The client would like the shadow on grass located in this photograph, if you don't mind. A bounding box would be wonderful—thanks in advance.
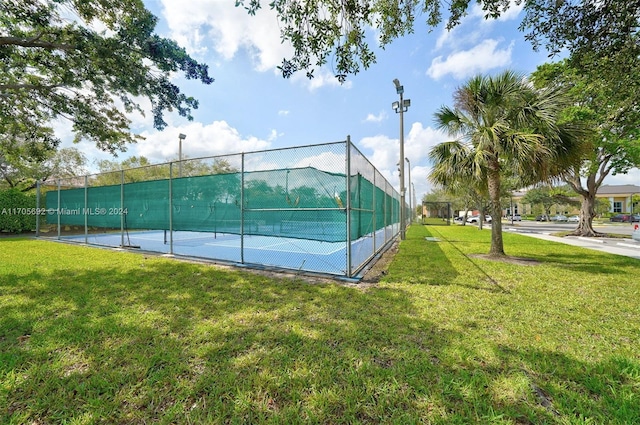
[0,239,638,423]
[534,251,639,275]
[384,225,461,286]
[398,226,510,293]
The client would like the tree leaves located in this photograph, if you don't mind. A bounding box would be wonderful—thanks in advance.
[0,0,214,154]
[242,0,525,80]
[429,70,584,255]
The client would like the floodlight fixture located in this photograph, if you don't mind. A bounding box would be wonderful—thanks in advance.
[178,133,187,177]
[391,79,410,239]
[393,78,403,94]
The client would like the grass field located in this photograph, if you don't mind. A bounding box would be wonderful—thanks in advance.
[1,225,639,424]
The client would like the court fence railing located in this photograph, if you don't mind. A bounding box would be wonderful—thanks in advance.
[37,137,404,279]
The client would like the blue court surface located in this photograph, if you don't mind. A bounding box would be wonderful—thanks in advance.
[58,228,393,278]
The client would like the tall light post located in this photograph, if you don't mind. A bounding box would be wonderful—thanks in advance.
[412,182,416,220]
[405,157,412,224]
[178,133,186,177]
[392,79,410,239]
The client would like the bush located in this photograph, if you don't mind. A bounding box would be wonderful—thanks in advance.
[0,189,37,233]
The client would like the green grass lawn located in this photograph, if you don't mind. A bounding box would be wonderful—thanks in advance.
[1,226,639,424]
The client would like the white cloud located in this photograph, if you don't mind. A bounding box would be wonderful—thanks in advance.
[293,69,353,91]
[433,1,522,52]
[434,27,456,51]
[409,165,433,203]
[496,3,524,22]
[471,1,524,23]
[364,111,387,123]
[158,0,346,90]
[159,0,289,72]
[357,122,448,196]
[427,39,514,80]
[294,152,345,174]
[434,25,483,52]
[405,122,448,163]
[404,123,449,199]
[135,121,271,162]
[359,135,398,173]
[267,129,282,142]
[604,169,640,186]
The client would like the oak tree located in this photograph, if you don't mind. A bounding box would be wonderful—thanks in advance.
[1,0,213,154]
[242,0,639,88]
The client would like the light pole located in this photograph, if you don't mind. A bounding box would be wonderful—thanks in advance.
[392,79,410,239]
[412,182,416,220]
[405,157,412,224]
[178,133,186,177]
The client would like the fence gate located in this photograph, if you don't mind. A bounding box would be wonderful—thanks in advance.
[421,201,452,226]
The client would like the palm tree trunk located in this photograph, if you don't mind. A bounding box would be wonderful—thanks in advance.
[487,164,505,256]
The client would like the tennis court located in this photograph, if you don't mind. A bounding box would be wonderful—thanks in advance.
[58,226,393,277]
[39,140,404,279]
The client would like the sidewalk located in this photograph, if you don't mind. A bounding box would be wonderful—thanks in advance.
[504,228,640,260]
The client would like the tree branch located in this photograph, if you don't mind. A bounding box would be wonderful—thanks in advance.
[564,167,588,197]
[0,83,63,92]
[0,36,75,51]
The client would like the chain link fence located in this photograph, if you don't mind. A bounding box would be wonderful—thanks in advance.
[38,139,402,279]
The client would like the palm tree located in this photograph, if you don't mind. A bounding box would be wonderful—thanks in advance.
[429,70,583,257]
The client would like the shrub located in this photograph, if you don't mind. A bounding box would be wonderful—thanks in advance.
[0,189,37,232]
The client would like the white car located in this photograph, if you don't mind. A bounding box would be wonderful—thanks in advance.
[467,215,492,223]
[567,215,579,222]
[551,214,568,222]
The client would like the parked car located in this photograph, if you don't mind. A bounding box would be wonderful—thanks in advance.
[507,214,522,221]
[467,215,492,223]
[453,216,465,222]
[567,215,580,222]
[609,214,640,223]
[550,214,568,222]
[535,214,549,222]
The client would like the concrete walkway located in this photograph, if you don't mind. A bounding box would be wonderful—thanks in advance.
[503,227,640,260]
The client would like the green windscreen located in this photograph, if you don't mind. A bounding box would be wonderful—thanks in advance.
[46,167,400,242]
[46,166,398,243]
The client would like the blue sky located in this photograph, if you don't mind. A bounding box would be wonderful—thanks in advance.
[59,0,640,201]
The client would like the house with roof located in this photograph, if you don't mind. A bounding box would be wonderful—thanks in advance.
[505,184,639,218]
[595,184,640,213]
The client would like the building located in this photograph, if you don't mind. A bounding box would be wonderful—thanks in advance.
[595,184,640,213]
[508,184,640,217]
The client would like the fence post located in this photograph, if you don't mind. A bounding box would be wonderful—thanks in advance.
[35,181,40,237]
[240,152,245,264]
[169,162,174,254]
[345,136,352,277]
[84,175,88,244]
[120,170,125,248]
[56,179,61,240]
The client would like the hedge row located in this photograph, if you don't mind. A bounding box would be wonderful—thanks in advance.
[0,189,38,233]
